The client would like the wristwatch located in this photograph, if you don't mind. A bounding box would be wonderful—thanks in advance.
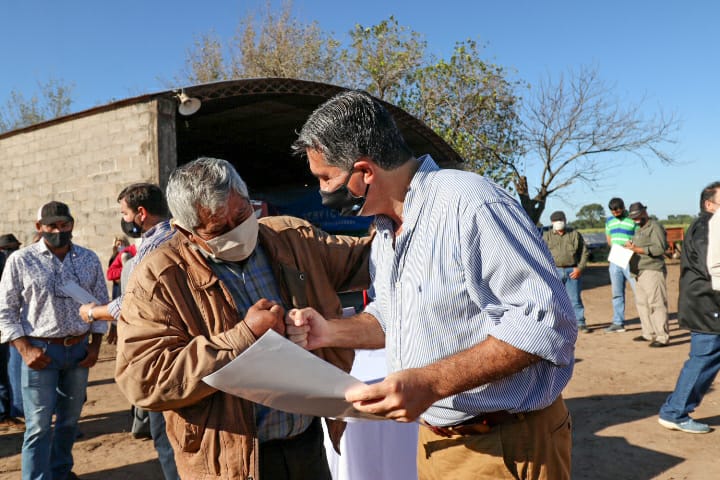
[87,307,95,322]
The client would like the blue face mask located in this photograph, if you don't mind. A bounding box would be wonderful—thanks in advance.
[318,171,370,217]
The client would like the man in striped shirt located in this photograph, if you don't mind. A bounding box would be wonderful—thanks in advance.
[78,183,179,480]
[290,90,576,479]
[605,198,637,332]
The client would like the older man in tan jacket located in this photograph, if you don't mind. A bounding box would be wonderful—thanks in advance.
[115,157,371,480]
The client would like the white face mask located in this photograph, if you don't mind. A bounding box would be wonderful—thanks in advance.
[552,221,565,231]
[203,213,259,262]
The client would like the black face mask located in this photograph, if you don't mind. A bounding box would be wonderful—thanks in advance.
[42,231,72,249]
[121,218,142,238]
[319,172,370,217]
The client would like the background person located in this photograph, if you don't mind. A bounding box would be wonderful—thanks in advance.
[0,201,108,480]
[658,182,720,433]
[79,183,179,479]
[543,210,590,332]
[605,197,637,332]
[106,236,132,300]
[626,202,669,347]
[0,233,24,431]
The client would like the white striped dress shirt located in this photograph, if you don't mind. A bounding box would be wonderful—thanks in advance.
[364,155,577,426]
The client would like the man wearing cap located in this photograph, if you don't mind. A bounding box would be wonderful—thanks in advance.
[625,202,669,347]
[0,233,25,432]
[543,211,590,332]
[604,198,637,332]
[0,201,108,480]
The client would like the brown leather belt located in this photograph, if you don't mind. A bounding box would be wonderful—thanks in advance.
[30,334,87,346]
[424,410,525,437]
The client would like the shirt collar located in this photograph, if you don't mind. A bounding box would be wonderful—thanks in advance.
[398,154,439,231]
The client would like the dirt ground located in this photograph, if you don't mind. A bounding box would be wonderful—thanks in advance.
[1,260,718,480]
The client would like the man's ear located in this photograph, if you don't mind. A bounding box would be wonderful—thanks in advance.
[35,221,42,232]
[354,158,375,184]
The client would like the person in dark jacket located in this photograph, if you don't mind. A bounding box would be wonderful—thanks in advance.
[658,181,720,434]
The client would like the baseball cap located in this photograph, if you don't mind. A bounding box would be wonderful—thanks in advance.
[627,202,647,219]
[550,211,566,222]
[38,201,74,225]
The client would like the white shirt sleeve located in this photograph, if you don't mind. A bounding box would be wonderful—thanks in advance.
[708,211,720,291]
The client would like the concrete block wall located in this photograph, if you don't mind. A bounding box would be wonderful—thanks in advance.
[0,100,166,273]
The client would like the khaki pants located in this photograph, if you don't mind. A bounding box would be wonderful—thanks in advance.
[417,396,571,480]
[635,269,669,344]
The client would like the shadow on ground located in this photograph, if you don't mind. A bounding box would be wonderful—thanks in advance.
[568,391,687,480]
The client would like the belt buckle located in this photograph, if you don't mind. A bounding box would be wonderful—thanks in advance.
[63,336,74,346]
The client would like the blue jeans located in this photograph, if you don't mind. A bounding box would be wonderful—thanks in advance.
[9,345,24,417]
[556,267,585,326]
[609,262,635,326]
[659,332,720,423]
[149,411,180,480]
[21,339,89,480]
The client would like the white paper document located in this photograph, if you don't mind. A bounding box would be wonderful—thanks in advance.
[202,330,384,420]
[59,280,100,305]
[608,244,634,269]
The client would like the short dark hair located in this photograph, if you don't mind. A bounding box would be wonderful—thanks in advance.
[608,197,625,211]
[117,183,169,217]
[292,90,413,171]
[700,181,720,212]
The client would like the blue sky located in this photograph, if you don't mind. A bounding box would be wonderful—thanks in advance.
[2,0,716,223]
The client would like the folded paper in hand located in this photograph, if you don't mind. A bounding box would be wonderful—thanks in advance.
[203,330,384,420]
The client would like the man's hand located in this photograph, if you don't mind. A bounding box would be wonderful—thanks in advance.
[106,324,118,345]
[79,302,96,323]
[569,267,582,279]
[17,342,52,370]
[78,334,103,368]
[285,307,331,350]
[345,368,441,423]
[245,299,285,338]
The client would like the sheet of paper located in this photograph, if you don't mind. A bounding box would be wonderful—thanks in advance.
[608,244,634,269]
[59,280,100,305]
[202,330,384,420]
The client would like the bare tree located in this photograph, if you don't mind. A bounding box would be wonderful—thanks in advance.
[512,66,678,224]
[232,2,342,82]
[181,30,229,84]
[0,78,74,133]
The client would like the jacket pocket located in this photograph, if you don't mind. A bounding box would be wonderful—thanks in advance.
[172,397,212,453]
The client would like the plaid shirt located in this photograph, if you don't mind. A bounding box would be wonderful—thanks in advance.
[206,245,313,442]
[108,220,175,320]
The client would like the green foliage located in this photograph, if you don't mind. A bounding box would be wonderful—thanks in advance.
[661,214,695,226]
[0,78,74,133]
[399,40,521,187]
[574,203,606,229]
[346,15,426,102]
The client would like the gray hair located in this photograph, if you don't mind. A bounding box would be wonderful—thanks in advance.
[166,157,249,230]
[292,90,413,171]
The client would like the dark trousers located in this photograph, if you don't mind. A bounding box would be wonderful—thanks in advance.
[260,418,332,480]
[0,343,9,418]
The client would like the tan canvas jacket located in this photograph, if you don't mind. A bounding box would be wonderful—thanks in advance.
[115,216,371,480]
